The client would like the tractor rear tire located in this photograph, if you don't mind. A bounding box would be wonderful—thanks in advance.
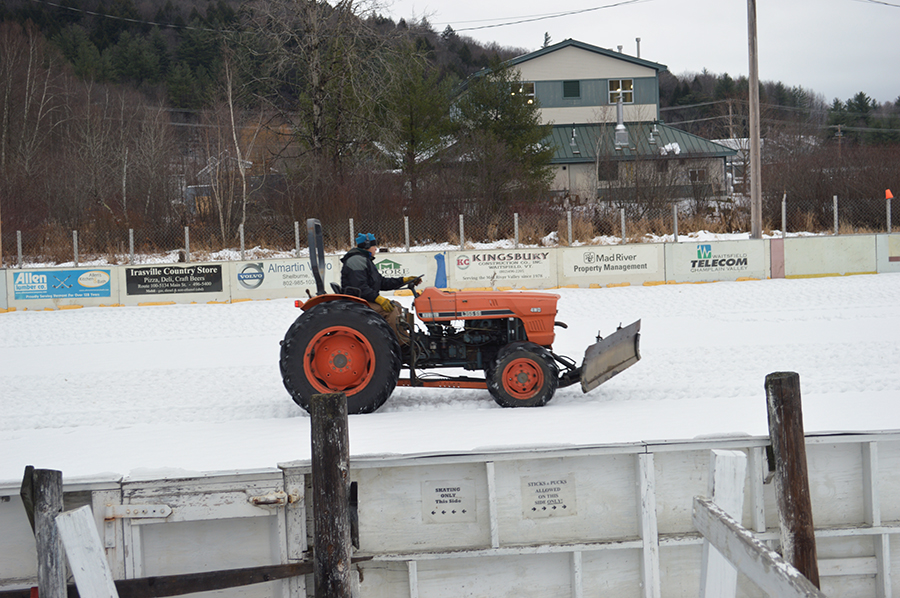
[488,342,559,408]
[280,300,401,415]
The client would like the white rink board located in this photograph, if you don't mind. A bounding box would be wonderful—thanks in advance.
[666,240,767,282]
[447,249,558,288]
[2,434,899,597]
[558,244,665,287]
[784,235,877,277]
[0,270,7,309]
[876,233,900,273]
[2,237,898,309]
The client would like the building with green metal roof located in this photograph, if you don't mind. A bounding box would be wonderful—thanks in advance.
[506,39,737,208]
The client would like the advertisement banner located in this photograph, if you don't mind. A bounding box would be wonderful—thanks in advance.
[125,264,222,295]
[373,252,438,287]
[561,245,661,284]
[13,269,112,300]
[234,259,328,292]
[231,253,438,299]
[668,240,766,281]
[449,250,554,287]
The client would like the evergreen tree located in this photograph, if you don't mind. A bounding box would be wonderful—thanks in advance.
[379,41,455,205]
[452,58,554,207]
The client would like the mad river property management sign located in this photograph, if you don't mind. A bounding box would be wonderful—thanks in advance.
[561,245,662,285]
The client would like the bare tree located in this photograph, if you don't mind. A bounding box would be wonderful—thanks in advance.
[239,0,393,174]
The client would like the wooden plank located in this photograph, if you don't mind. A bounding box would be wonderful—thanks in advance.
[765,371,820,588]
[0,559,375,598]
[874,534,892,598]
[485,462,499,549]
[700,450,747,598]
[636,453,660,598]
[693,497,825,598]
[748,447,767,533]
[861,441,892,598]
[818,557,877,577]
[406,560,418,598]
[56,506,119,598]
[571,551,583,598]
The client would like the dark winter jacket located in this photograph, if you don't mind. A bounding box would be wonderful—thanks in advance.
[339,247,405,303]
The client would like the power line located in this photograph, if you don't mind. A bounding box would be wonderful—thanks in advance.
[450,0,651,33]
[855,0,900,7]
[26,0,227,33]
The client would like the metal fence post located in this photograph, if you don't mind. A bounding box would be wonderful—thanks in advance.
[673,204,679,243]
[888,198,892,234]
[73,230,79,267]
[129,229,135,264]
[404,216,410,252]
[184,226,190,263]
[833,195,839,235]
[349,218,355,248]
[294,221,301,257]
[239,224,245,261]
[459,214,465,251]
[620,208,626,244]
[514,213,519,249]
[567,210,573,246]
[17,230,23,267]
[782,193,787,238]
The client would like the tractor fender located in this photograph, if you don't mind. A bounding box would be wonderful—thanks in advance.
[301,293,370,311]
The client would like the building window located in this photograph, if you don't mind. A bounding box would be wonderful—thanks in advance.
[512,82,535,104]
[608,79,634,104]
[689,168,707,183]
[597,161,617,181]
[563,80,581,99]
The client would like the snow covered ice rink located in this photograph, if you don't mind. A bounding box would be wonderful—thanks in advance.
[2,273,899,483]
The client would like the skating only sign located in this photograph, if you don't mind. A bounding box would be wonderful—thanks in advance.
[13,269,112,300]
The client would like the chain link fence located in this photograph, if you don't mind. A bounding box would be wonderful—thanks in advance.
[2,193,897,267]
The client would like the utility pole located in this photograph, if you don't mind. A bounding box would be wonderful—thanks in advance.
[747,0,762,239]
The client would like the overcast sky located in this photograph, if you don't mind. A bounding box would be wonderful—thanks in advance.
[383,0,899,106]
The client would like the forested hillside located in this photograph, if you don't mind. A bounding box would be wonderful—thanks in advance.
[1,0,898,263]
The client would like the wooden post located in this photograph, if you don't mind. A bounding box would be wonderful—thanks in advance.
[765,372,820,588]
[20,467,66,598]
[310,393,352,598]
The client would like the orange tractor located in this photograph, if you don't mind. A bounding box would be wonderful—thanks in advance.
[280,220,641,414]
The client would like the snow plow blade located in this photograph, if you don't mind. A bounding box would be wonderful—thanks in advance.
[580,320,641,393]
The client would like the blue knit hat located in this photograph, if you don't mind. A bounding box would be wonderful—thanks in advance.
[356,233,376,248]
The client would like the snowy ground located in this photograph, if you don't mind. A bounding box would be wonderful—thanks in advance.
[2,273,898,485]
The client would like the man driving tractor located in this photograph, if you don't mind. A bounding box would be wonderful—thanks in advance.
[340,232,422,343]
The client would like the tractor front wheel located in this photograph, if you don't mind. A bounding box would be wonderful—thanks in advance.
[488,342,559,408]
[280,300,401,414]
